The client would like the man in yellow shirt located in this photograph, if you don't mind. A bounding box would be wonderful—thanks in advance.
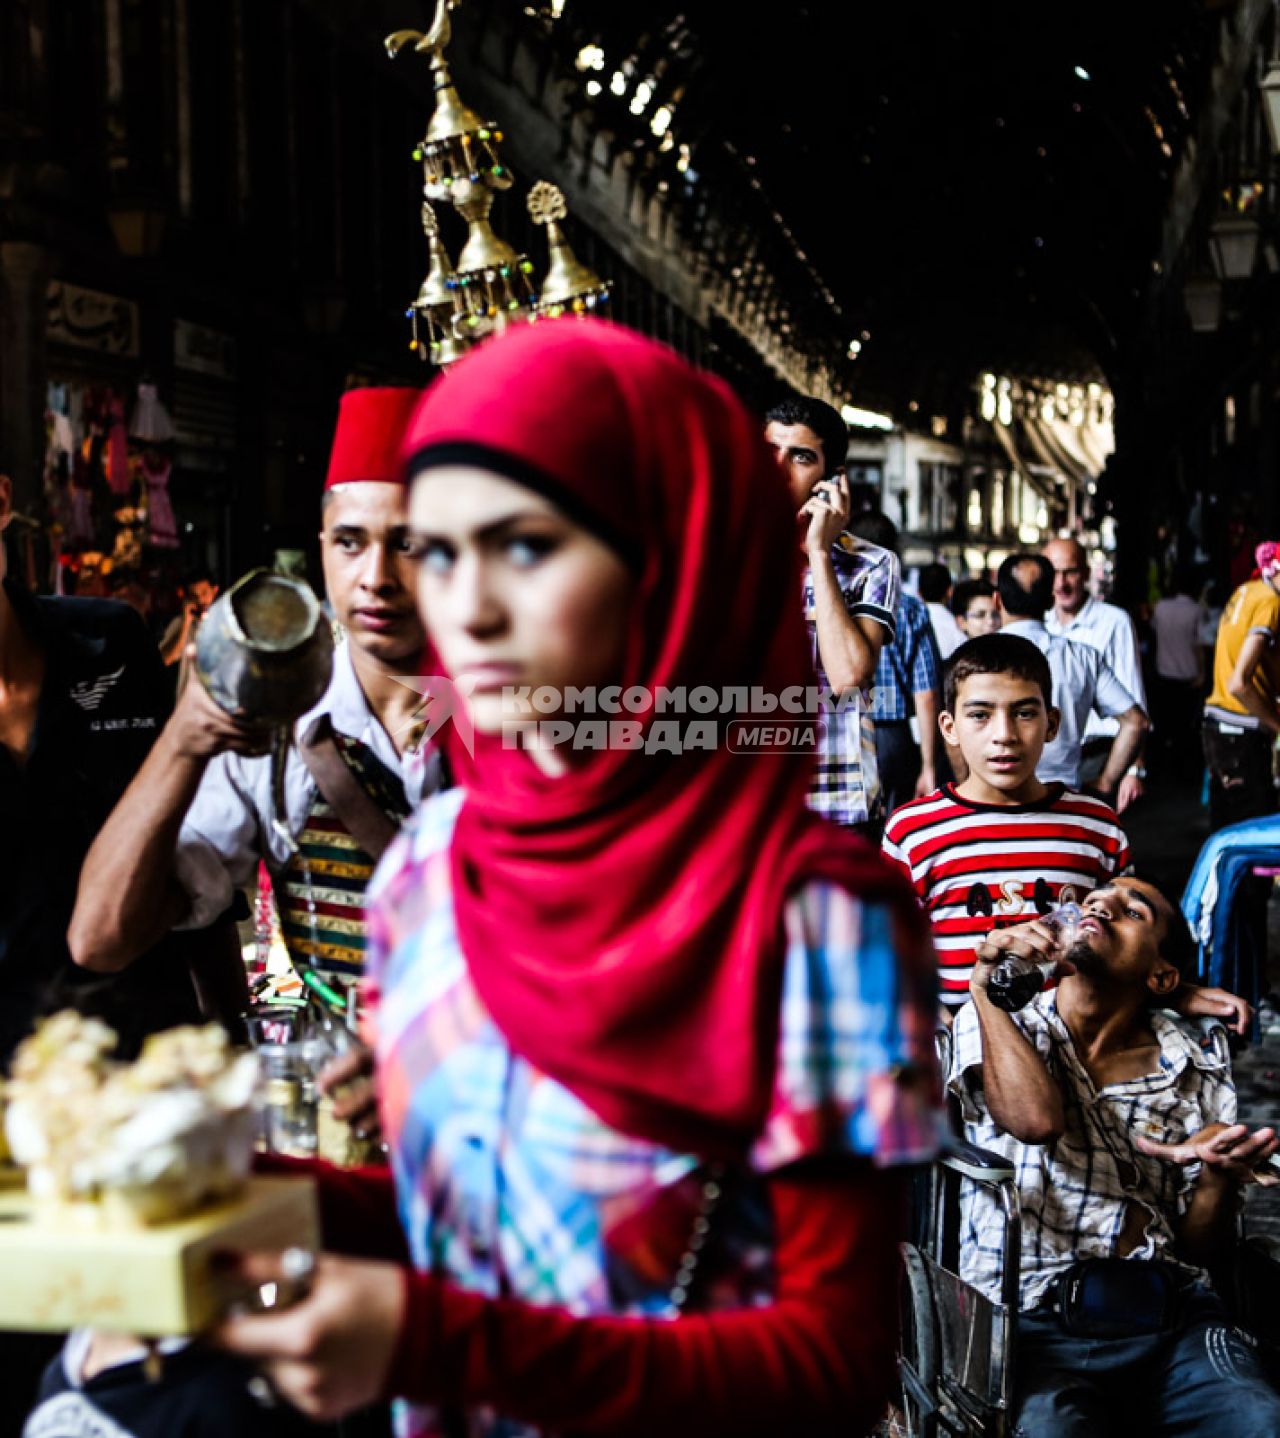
[1203,541,1280,830]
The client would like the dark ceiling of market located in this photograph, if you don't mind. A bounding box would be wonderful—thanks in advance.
[495,0,1230,412]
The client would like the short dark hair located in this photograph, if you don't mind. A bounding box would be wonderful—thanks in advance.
[943,632,1053,714]
[997,553,1055,619]
[849,509,900,557]
[1168,563,1197,599]
[918,562,953,604]
[764,396,849,479]
[951,577,996,617]
[1125,871,1195,980]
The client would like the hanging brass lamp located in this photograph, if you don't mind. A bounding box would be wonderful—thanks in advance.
[527,182,611,319]
[387,0,616,363]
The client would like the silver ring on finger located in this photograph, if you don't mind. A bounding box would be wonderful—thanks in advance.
[247,1373,278,1409]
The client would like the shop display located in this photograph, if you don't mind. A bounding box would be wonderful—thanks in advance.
[41,377,186,599]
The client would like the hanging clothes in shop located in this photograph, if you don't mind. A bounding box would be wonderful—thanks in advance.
[45,384,74,483]
[68,464,95,549]
[130,382,176,443]
[142,452,180,549]
[107,394,131,496]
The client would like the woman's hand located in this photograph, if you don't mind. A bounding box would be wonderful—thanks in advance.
[210,1251,406,1420]
[316,1042,382,1140]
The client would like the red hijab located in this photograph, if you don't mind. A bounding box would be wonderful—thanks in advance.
[403,320,921,1159]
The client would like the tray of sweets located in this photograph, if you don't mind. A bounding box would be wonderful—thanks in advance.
[0,1174,318,1336]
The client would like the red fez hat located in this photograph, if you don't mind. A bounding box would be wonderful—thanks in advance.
[324,386,422,490]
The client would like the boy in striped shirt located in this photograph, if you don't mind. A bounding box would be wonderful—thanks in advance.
[882,634,1248,1030]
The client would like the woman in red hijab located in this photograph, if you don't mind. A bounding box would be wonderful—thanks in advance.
[216,322,942,1435]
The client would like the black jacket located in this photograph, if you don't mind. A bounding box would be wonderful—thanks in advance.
[0,580,200,1065]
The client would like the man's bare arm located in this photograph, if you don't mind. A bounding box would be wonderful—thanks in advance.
[912,687,941,796]
[809,556,884,694]
[1096,704,1149,798]
[1227,632,1280,735]
[800,475,888,696]
[969,924,1065,1144]
[68,678,268,972]
[1137,1122,1279,1264]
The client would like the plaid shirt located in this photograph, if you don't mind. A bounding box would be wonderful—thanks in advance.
[804,534,899,826]
[949,993,1234,1312]
[870,592,941,722]
[366,788,944,1438]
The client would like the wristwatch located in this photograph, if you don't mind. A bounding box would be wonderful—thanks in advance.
[1125,765,1148,780]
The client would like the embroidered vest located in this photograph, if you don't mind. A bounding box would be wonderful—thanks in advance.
[278,733,410,978]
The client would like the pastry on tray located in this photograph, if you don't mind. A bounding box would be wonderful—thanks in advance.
[4,1012,259,1226]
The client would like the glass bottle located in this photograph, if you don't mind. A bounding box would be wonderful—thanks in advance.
[986,904,1083,1013]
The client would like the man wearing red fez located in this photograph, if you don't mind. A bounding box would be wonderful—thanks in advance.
[70,387,438,1146]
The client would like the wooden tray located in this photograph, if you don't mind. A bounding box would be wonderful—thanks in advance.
[0,1175,318,1336]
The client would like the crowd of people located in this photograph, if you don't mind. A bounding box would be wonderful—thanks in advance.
[2,320,1280,1437]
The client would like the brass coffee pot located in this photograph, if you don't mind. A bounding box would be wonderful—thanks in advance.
[195,569,334,727]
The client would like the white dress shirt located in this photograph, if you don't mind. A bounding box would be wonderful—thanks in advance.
[174,637,441,927]
[1002,618,1140,786]
[1045,595,1147,741]
[925,601,965,659]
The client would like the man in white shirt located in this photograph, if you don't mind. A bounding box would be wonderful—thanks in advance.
[919,562,964,658]
[999,554,1147,802]
[1151,567,1207,776]
[69,387,439,1140]
[1044,536,1148,807]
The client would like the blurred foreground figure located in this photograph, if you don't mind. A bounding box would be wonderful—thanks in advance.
[212,322,945,1436]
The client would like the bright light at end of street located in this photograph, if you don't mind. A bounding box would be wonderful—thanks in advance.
[841,404,894,432]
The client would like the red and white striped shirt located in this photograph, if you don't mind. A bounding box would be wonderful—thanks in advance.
[881,784,1132,1004]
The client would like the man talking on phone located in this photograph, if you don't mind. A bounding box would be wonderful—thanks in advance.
[764,396,899,835]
